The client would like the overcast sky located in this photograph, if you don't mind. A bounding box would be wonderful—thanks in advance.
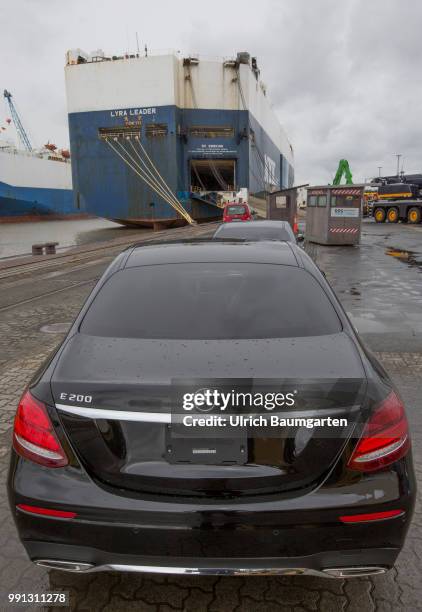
[1,0,421,184]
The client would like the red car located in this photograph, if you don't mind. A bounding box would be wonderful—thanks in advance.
[222,202,252,222]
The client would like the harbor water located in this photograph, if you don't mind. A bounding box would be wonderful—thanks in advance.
[0,218,147,259]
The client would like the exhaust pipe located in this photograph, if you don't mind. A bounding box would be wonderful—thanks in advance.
[33,560,388,578]
[324,566,387,578]
[34,560,94,572]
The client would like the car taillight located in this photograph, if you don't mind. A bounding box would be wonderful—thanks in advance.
[13,390,68,468]
[348,391,410,472]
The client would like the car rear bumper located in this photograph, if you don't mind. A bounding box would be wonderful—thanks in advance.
[15,507,407,577]
[8,452,416,576]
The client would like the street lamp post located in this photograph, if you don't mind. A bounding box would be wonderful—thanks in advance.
[395,154,402,178]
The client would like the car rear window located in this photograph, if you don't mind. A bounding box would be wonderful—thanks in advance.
[227,205,246,214]
[216,225,293,241]
[80,264,342,340]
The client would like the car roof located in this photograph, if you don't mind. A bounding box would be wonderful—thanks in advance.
[215,220,292,231]
[125,239,300,268]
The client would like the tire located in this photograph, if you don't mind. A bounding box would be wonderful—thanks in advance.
[374,207,386,223]
[407,207,421,224]
[387,207,399,223]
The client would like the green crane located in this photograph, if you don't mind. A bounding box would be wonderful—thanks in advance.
[333,159,353,185]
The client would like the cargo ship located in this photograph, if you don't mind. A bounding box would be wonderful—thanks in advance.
[0,142,74,221]
[65,49,294,227]
[0,89,75,222]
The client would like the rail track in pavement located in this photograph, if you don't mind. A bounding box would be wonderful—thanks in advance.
[0,222,218,312]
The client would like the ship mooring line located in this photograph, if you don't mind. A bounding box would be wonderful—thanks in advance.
[129,138,177,203]
[106,138,194,224]
[130,138,183,209]
[111,140,189,219]
[112,139,181,210]
[116,139,177,207]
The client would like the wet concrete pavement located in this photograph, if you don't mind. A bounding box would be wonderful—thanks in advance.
[307,221,422,352]
[0,218,421,611]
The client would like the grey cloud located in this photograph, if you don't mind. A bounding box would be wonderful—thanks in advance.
[1,0,421,185]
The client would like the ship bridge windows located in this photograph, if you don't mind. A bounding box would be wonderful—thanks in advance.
[190,159,236,192]
[189,126,234,139]
[145,123,168,138]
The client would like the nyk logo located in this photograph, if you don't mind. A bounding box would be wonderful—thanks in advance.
[182,389,297,412]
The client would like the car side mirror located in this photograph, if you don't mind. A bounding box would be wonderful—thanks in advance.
[297,233,305,242]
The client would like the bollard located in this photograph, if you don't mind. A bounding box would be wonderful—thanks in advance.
[32,244,44,256]
[45,242,59,255]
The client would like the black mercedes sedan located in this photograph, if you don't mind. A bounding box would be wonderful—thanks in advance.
[8,240,415,578]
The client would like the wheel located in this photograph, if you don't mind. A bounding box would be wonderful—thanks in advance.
[387,207,399,223]
[407,207,421,224]
[374,207,386,223]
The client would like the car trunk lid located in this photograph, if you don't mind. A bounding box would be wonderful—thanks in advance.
[52,332,366,498]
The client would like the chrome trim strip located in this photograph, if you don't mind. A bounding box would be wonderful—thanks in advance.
[101,565,318,577]
[33,560,387,578]
[55,404,171,423]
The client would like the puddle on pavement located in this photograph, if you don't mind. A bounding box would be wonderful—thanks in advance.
[386,247,422,269]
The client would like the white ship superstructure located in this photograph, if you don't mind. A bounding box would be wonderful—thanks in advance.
[65,50,294,225]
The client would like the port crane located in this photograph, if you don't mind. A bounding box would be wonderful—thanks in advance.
[3,89,33,152]
[333,159,353,185]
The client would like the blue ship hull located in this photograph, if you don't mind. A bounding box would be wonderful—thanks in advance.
[68,106,294,225]
[0,180,75,219]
